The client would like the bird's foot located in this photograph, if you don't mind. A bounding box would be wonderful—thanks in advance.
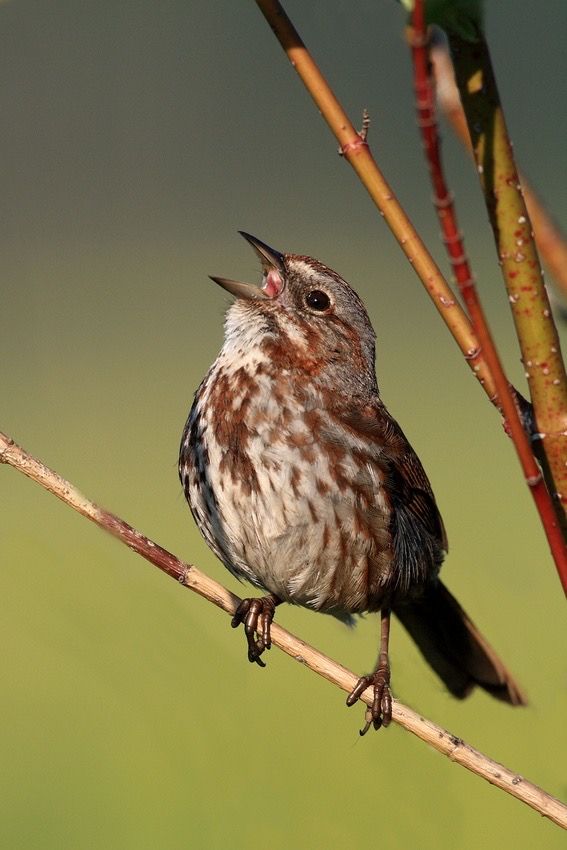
[231,594,280,667]
[346,664,392,735]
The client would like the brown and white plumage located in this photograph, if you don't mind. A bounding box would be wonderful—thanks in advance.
[179,233,525,728]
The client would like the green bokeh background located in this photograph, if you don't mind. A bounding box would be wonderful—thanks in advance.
[1,2,566,847]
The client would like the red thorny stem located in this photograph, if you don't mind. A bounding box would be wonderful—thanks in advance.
[409,1,567,591]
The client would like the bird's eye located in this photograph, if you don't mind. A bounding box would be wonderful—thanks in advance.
[305,289,331,311]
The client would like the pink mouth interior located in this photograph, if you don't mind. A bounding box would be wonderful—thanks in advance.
[262,269,284,298]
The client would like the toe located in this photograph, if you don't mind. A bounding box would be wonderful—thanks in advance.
[231,598,251,628]
[346,675,372,707]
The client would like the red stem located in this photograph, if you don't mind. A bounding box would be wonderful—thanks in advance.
[409,0,567,593]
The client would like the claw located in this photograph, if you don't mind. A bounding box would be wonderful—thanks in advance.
[231,594,280,666]
[347,609,392,734]
[347,667,392,734]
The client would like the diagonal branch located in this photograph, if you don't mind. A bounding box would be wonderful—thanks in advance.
[253,0,567,590]
[407,2,567,587]
[254,0,494,395]
[1,428,566,829]
[430,36,567,307]
[445,28,567,521]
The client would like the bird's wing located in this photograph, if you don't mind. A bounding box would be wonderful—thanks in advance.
[340,402,448,555]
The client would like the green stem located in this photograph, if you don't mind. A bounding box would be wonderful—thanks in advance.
[448,30,567,525]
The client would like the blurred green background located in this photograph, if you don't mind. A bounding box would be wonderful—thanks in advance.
[1,1,566,847]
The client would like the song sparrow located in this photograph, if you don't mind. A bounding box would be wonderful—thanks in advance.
[179,232,525,732]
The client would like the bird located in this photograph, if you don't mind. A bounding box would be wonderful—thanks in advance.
[178,231,526,732]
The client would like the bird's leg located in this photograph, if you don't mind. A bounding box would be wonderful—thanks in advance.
[231,594,281,667]
[346,608,392,734]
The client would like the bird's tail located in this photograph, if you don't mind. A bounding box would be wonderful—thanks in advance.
[393,580,526,705]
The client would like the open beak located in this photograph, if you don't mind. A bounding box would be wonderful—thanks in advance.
[209,276,270,301]
[210,232,285,301]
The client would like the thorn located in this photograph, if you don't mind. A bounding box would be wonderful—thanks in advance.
[359,108,370,143]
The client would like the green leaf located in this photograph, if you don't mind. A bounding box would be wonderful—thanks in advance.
[398,0,484,41]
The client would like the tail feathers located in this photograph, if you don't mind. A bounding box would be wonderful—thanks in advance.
[394,581,527,706]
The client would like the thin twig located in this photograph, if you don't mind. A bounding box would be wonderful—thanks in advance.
[408,17,477,305]
[1,428,566,829]
[407,4,567,591]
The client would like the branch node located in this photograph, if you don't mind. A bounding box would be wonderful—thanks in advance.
[458,275,477,292]
[406,26,430,50]
[464,346,482,361]
[417,114,436,129]
[433,191,455,209]
[339,109,370,156]
[0,433,15,462]
[178,566,192,586]
[442,230,465,247]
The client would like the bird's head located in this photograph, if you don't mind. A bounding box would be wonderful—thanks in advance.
[211,232,377,393]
